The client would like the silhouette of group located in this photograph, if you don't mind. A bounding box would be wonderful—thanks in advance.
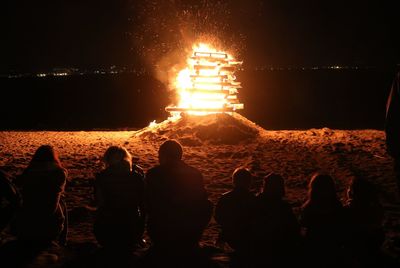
[0,139,392,267]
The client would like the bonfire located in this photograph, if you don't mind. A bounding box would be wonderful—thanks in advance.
[139,44,255,143]
[166,43,244,116]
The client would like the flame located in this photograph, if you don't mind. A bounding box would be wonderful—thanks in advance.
[148,120,157,128]
[167,43,243,116]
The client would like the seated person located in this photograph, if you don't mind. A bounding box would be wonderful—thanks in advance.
[93,146,145,250]
[13,145,67,247]
[300,173,346,267]
[254,173,300,263]
[215,168,256,254]
[145,140,212,253]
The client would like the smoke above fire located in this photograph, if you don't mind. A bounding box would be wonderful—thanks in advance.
[131,0,246,94]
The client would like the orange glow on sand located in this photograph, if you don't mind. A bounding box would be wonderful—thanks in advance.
[166,43,244,116]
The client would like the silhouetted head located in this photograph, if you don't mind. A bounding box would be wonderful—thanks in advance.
[28,145,62,169]
[158,140,183,165]
[308,173,338,204]
[347,177,377,205]
[232,168,252,190]
[262,172,285,199]
[103,146,132,172]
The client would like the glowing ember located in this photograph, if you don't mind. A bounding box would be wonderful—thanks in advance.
[166,43,244,116]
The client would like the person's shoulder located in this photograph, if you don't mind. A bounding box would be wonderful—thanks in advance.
[181,161,202,177]
[145,165,162,179]
[51,167,67,184]
[94,169,108,183]
[188,163,201,173]
[55,167,67,176]
[255,193,272,204]
[30,166,67,182]
[52,167,67,178]
[221,190,234,197]
[146,165,162,174]
[218,190,235,202]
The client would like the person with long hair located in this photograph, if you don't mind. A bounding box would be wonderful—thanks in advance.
[93,146,145,250]
[14,145,68,247]
[300,173,346,267]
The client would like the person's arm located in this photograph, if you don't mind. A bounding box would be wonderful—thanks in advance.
[48,169,67,214]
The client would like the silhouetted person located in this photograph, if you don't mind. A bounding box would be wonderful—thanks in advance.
[0,146,68,267]
[253,173,300,265]
[145,140,212,255]
[215,168,256,256]
[0,170,21,233]
[93,146,145,250]
[385,71,400,196]
[13,145,68,248]
[344,177,385,266]
[300,173,346,267]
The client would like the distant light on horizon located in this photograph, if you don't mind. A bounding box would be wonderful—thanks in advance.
[3,63,399,79]
[53,72,69,77]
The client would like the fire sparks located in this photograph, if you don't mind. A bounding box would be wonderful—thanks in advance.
[166,43,244,116]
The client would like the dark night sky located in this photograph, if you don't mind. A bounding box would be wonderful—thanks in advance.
[2,0,399,73]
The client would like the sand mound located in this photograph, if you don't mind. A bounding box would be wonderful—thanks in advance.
[134,113,264,146]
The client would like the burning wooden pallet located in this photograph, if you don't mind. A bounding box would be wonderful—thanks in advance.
[166,45,244,115]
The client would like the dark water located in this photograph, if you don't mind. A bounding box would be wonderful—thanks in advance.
[1,68,397,130]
